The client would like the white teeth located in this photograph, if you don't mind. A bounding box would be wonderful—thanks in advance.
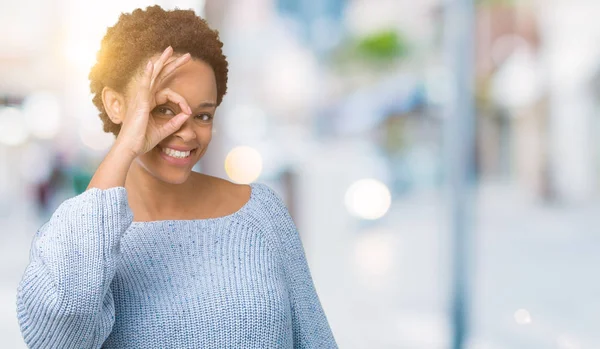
[161,147,192,159]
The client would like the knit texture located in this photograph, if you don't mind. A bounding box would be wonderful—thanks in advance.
[16,182,337,348]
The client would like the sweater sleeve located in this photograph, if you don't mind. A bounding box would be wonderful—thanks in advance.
[16,186,133,349]
[260,185,338,349]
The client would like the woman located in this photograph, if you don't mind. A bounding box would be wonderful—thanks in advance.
[16,5,337,348]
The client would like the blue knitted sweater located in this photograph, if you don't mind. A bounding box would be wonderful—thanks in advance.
[16,182,337,348]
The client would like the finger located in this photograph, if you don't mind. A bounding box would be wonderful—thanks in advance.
[150,46,174,88]
[131,60,155,113]
[156,112,191,140]
[154,53,192,87]
[155,88,193,115]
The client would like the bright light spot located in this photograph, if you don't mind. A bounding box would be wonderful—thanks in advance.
[557,335,581,349]
[0,107,29,146]
[345,179,391,220]
[65,41,98,73]
[491,46,542,109]
[514,309,532,325]
[22,92,62,139]
[225,146,263,184]
[354,228,396,277]
[79,126,113,151]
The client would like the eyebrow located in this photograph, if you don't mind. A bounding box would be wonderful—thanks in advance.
[195,101,217,109]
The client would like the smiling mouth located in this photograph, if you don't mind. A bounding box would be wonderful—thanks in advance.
[157,145,198,159]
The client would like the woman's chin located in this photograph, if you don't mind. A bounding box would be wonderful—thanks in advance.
[151,160,196,184]
[135,152,198,185]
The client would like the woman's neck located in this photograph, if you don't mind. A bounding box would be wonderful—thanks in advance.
[124,161,208,221]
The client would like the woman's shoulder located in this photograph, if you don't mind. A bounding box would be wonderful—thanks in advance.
[210,175,253,208]
[192,174,286,219]
[247,184,297,232]
[201,174,281,206]
[248,182,287,211]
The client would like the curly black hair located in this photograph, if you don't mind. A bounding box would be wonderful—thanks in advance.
[89,5,228,136]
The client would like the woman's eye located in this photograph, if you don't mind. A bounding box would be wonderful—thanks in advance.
[153,106,175,117]
[196,113,213,122]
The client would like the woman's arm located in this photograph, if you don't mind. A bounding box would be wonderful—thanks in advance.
[260,184,338,349]
[15,45,194,348]
[16,147,134,348]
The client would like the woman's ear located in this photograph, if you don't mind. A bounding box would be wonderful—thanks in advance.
[102,86,126,125]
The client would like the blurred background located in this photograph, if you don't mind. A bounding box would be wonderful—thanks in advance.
[1,0,599,348]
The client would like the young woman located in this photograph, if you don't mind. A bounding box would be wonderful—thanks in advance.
[16,5,337,348]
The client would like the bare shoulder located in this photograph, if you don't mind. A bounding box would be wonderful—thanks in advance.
[210,175,250,201]
[192,173,252,215]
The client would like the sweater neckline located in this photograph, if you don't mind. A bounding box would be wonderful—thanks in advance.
[130,182,260,226]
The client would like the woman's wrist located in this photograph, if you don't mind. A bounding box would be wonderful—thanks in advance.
[111,140,139,162]
[87,143,136,190]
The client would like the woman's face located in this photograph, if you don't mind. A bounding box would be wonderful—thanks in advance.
[126,54,218,185]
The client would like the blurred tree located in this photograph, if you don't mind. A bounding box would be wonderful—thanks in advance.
[330,29,412,75]
[333,29,410,68]
[355,30,408,62]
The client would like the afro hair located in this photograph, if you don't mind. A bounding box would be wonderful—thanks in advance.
[89,5,228,136]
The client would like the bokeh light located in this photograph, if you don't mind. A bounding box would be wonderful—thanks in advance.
[64,41,98,74]
[0,107,29,146]
[513,309,532,325]
[22,92,62,139]
[344,178,392,220]
[224,146,263,184]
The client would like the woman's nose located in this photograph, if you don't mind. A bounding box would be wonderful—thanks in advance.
[172,118,197,142]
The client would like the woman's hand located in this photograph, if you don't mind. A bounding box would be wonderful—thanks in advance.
[88,46,194,191]
[115,46,193,158]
